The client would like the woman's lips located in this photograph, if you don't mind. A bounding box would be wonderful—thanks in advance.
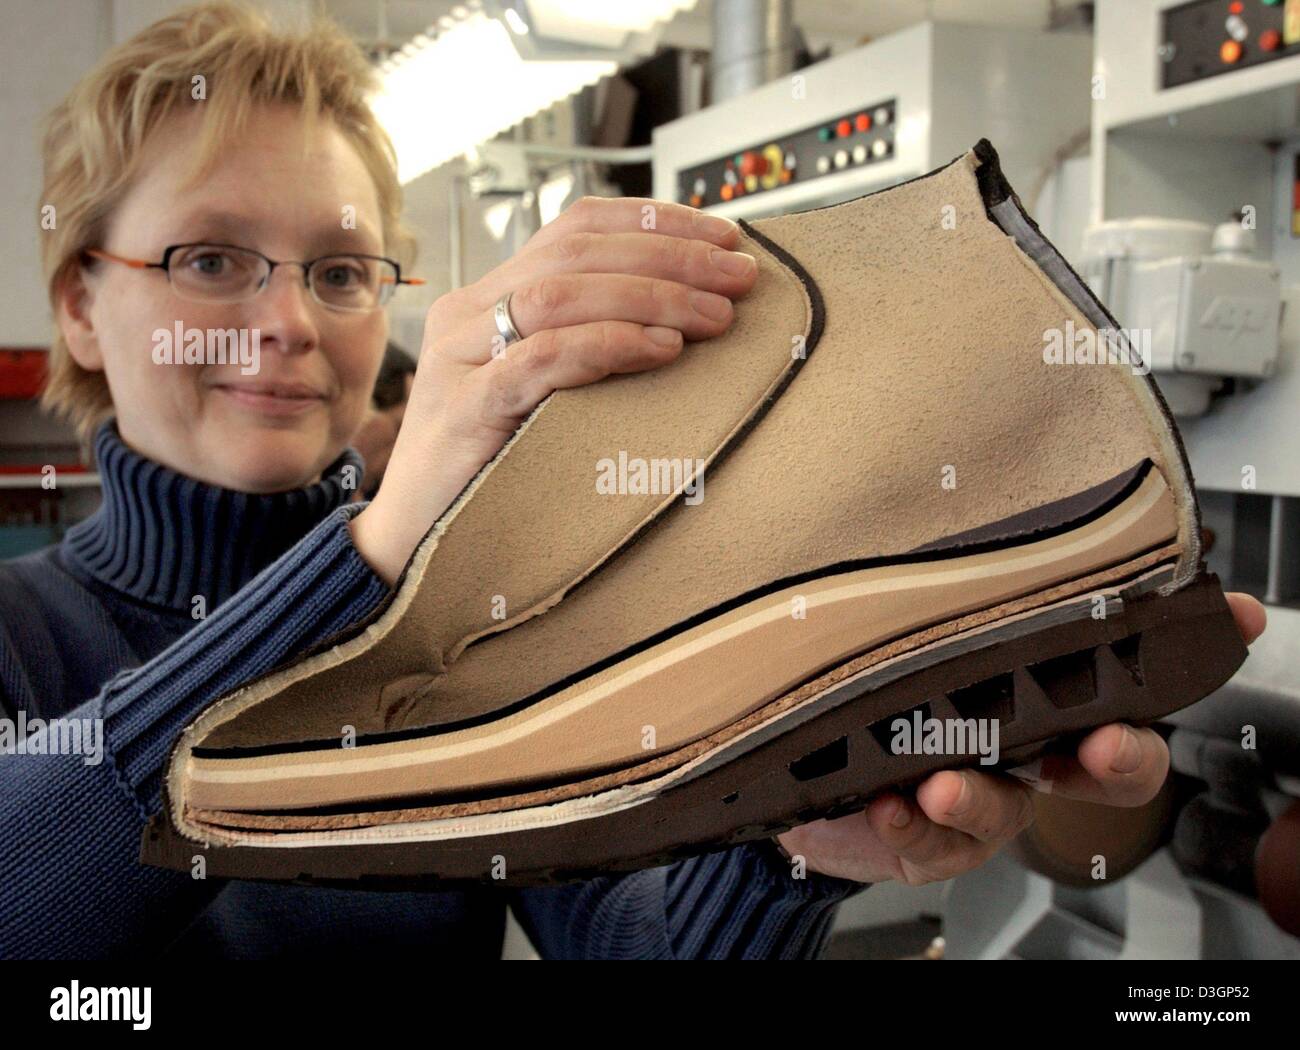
[212,383,326,416]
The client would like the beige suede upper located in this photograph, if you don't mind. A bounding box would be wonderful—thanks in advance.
[187,147,1192,757]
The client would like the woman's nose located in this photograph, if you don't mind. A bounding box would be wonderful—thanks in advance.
[245,263,321,354]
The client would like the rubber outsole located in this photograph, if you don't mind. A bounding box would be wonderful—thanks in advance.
[139,570,1246,888]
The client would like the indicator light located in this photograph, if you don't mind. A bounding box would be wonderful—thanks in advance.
[1220,39,1243,62]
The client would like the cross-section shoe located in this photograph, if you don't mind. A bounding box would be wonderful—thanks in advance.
[140,140,1248,888]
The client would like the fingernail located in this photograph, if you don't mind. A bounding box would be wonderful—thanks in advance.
[946,773,972,816]
[690,289,732,322]
[697,213,739,240]
[1110,727,1142,773]
[889,799,912,828]
[710,249,756,277]
[644,326,681,347]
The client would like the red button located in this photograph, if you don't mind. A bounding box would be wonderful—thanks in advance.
[836,118,852,138]
[739,151,758,176]
[1261,29,1282,52]
[1229,1,1244,13]
[1221,39,1243,63]
[854,112,871,133]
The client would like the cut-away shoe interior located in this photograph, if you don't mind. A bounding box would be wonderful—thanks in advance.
[140,140,1248,887]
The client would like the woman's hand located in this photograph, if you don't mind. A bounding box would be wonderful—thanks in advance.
[774,592,1268,886]
[350,197,758,584]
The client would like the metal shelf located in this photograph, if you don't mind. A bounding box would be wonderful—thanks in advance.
[0,473,99,490]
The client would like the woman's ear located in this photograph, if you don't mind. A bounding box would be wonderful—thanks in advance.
[55,260,104,371]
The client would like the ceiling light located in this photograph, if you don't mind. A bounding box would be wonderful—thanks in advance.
[373,2,698,184]
[372,10,615,183]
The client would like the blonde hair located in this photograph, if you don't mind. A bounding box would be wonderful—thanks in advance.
[39,0,415,444]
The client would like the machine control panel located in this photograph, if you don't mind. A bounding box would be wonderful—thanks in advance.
[1161,0,1300,88]
[675,98,896,208]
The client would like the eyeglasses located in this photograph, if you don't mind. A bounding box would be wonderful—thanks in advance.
[84,242,425,313]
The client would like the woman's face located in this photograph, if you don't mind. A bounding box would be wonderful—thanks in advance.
[62,103,389,492]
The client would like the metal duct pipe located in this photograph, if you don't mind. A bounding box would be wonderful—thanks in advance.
[709,0,796,104]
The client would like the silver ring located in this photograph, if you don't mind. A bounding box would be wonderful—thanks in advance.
[493,291,523,347]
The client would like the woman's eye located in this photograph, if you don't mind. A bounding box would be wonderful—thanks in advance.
[184,250,235,277]
[322,263,361,287]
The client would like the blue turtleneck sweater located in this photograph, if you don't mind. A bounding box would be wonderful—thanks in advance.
[0,420,866,959]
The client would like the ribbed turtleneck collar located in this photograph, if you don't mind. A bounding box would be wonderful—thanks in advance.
[62,419,364,611]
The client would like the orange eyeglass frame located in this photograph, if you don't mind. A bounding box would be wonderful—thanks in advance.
[83,244,426,294]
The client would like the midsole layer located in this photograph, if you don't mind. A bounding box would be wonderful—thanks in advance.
[185,469,1178,814]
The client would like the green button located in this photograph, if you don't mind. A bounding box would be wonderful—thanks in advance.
[817,127,832,141]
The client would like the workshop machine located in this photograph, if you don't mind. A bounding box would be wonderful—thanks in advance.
[652,20,1092,229]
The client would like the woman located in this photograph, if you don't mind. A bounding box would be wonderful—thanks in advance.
[0,2,1265,959]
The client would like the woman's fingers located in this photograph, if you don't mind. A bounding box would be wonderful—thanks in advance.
[525,196,741,253]
[914,769,1037,844]
[1006,723,1171,807]
[454,204,759,315]
[441,273,735,366]
[457,320,685,437]
[514,231,756,299]
[1226,591,1267,645]
[859,770,1035,884]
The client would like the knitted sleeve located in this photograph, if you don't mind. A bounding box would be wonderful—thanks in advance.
[0,504,390,958]
[510,837,868,960]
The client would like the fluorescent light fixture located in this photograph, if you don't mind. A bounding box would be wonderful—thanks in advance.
[526,0,698,49]
[372,10,615,183]
[373,2,698,184]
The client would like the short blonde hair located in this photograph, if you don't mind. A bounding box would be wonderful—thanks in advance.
[39,0,415,444]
